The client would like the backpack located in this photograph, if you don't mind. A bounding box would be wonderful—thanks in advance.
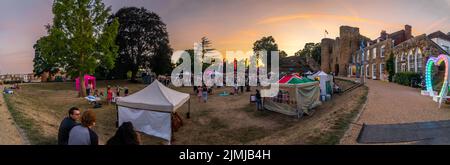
[93,102,102,109]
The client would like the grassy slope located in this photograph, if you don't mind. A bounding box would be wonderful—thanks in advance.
[4,80,367,145]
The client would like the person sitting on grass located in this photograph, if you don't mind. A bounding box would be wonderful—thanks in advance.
[93,89,99,97]
[124,87,129,96]
[68,110,98,145]
[99,90,104,97]
[106,122,141,145]
[57,107,81,145]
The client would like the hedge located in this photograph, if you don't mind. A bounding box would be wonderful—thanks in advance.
[393,72,422,87]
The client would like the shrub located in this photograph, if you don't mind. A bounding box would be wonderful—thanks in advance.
[393,72,421,87]
[54,76,64,82]
[386,53,395,82]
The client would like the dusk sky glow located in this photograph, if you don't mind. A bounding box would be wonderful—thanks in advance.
[0,0,449,74]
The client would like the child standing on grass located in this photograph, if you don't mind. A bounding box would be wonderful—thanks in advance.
[107,86,113,105]
[256,89,262,111]
[202,85,208,103]
[197,86,202,102]
[124,87,129,96]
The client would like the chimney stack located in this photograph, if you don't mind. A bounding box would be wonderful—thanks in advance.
[380,30,387,40]
[405,25,412,40]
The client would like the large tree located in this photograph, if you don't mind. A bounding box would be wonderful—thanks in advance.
[279,50,288,58]
[200,37,214,59]
[253,36,279,68]
[111,7,172,81]
[293,42,322,72]
[386,52,395,82]
[294,42,321,65]
[33,36,58,77]
[150,44,174,75]
[175,37,215,72]
[38,0,119,97]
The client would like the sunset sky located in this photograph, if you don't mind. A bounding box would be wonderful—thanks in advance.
[1,0,449,74]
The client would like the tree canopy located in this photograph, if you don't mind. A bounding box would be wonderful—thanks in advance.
[110,7,172,81]
[253,36,279,68]
[33,36,58,77]
[294,42,321,65]
[386,52,395,82]
[36,0,119,96]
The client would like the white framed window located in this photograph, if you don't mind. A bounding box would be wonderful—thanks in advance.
[357,53,360,63]
[360,66,363,77]
[373,48,377,59]
[380,45,385,58]
[372,64,376,79]
[409,50,414,72]
[395,55,398,73]
[366,64,369,77]
[366,50,369,60]
[417,49,423,74]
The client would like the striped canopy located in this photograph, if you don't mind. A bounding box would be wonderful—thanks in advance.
[278,74,314,84]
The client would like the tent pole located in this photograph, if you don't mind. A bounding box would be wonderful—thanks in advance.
[187,97,191,119]
[170,116,173,145]
[115,104,119,128]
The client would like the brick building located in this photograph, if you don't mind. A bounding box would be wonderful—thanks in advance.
[321,25,450,81]
[320,26,370,76]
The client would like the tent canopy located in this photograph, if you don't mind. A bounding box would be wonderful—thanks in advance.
[278,74,302,84]
[116,80,190,112]
[279,74,314,84]
[307,71,327,80]
[287,77,315,84]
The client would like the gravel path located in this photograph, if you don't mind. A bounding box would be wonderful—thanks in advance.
[340,79,450,144]
[0,93,25,145]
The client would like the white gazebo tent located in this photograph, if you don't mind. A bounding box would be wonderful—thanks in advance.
[116,80,190,143]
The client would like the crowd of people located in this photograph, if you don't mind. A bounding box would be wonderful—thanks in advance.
[56,78,265,145]
[2,83,19,94]
[58,107,141,145]
[193,85,213,103]
[86,85,129,106]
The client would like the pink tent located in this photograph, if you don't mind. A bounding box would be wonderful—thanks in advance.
[75,75,96,91]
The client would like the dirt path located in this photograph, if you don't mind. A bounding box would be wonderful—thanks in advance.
[340,79,450,144]
[0,93,25,145]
